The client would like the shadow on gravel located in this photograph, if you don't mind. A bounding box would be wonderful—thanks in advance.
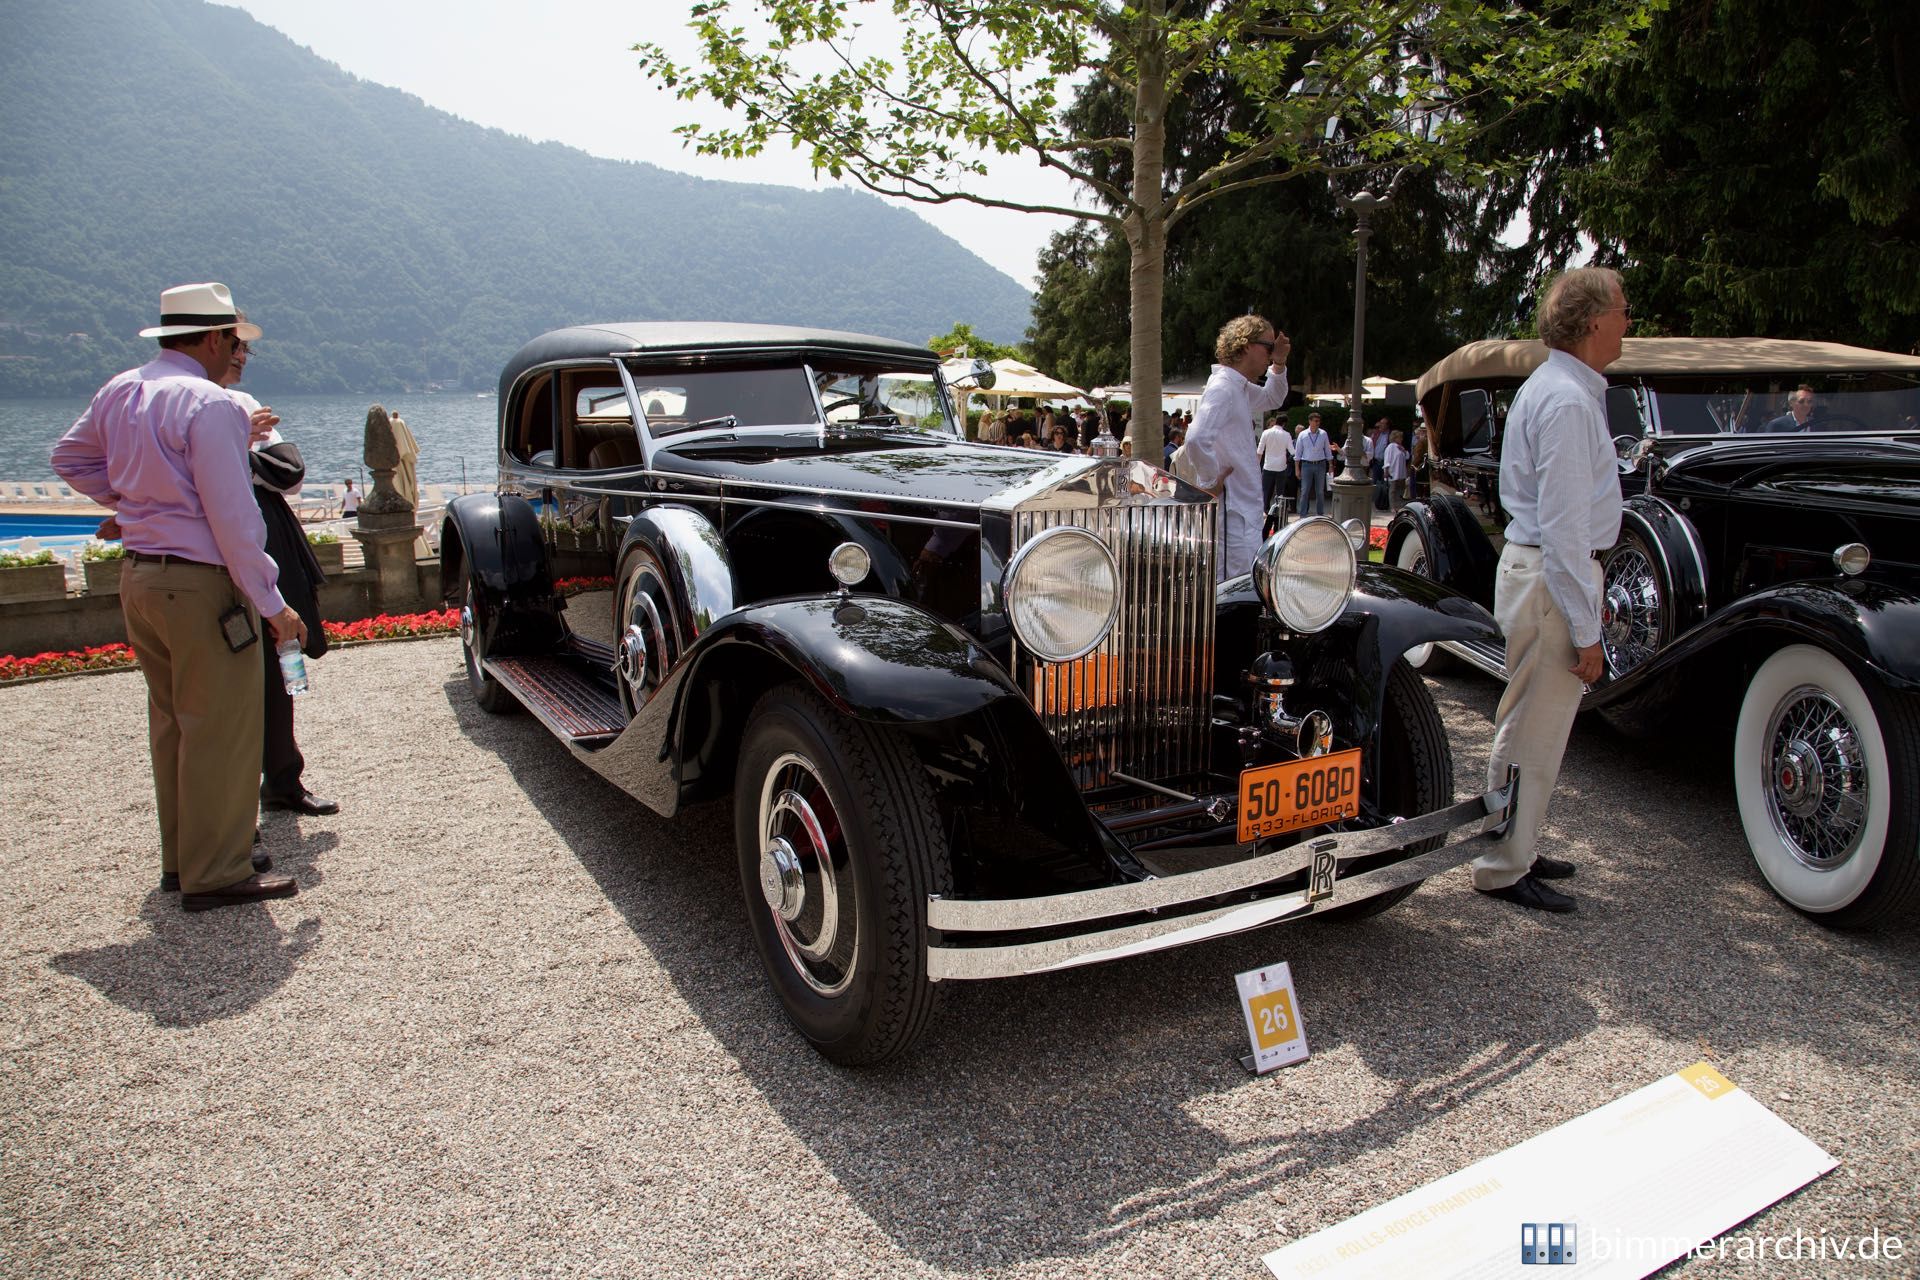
[441,673,1617,1267]
[52,901,323,1029]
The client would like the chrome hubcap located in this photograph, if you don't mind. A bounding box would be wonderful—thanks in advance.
[1763,686,1868,870]
[459,603,474,649]
[618,624,648,689]
[759,836,805,920]
[757,759,852,996]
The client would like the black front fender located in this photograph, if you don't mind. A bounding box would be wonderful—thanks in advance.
[438,492,563,656]
[1385,493,1498,605]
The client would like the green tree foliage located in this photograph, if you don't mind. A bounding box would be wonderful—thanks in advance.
[637,0,1655,458]
[0,0,1032,397]
[1467,0,1920,347]
[926,322,1028,362]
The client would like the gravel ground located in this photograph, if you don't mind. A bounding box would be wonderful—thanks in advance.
[2,638,1916,1279]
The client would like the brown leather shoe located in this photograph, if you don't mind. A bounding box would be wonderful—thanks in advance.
[181,873,298,912]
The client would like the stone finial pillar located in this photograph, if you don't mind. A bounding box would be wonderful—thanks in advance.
[351,404,427,610]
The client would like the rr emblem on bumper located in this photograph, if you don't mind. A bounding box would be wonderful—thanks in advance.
[1308,841,1338,902]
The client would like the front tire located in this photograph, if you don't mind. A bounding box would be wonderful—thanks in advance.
[1320,659,1454,920]
[734,686,950,1065]
[1598,527,1672,683]
[1733,645,1920,927]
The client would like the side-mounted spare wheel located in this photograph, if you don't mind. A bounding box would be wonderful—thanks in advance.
[734,685,951,1065]
[1733,644,1920,927]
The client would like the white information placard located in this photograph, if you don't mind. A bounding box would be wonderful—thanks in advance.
[1236,961,1309,1073]
[1262,1062,1838,1280]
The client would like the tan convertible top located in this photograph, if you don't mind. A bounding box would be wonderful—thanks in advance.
[1416,337,1920,399]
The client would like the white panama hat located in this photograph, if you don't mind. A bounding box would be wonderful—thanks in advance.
[138,282,263,341]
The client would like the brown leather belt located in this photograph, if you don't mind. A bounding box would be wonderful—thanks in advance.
[129,551,226,572]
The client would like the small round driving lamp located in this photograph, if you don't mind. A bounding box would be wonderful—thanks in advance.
[1254,517,1357,634]
[1004,526,1120,662]
[1833,543,1870,576]
[1340,518,1369,552]
[828,541,871,586]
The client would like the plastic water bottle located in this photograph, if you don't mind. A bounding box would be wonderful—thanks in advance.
[277,638,309,697]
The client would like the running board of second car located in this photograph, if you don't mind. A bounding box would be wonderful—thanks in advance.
[1439,637,1510,681]
[926,768,1519,981]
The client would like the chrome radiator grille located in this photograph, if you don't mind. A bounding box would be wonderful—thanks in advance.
[1012,501,1217,788]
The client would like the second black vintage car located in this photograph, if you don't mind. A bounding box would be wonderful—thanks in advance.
[1390,337,1920,928]
[443,322,1516,1064]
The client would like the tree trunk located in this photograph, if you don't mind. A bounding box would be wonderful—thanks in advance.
[1126,4,1169,466]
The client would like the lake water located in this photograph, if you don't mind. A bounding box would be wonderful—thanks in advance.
[0,393,502,490]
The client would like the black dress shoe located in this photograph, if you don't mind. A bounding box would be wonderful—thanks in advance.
[182,873,298,912]
[261,789,339,816]
[1477,872,1577,914]
[1530,855,1577,880]
[160,872,180,892]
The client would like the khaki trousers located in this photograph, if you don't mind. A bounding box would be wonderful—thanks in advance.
[119,559,264,894]
[1472,543,1601,890]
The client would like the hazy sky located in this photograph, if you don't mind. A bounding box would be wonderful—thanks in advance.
[220,0,1090,292]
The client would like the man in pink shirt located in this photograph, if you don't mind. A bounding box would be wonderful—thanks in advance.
[52,283,305,911]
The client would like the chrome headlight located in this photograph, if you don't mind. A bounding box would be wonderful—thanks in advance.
[1005,526,1120,662]
[1254,517,1356,633]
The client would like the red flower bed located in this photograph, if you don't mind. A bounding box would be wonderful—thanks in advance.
[1,609,463,682]
[555,575,615,597]
[1368,526,1389,551]
[0,643,138,682]
[323,608,460,645]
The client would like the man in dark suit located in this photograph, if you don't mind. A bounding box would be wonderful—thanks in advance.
[222,333,340,817]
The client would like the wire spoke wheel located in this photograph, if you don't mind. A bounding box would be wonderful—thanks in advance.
[1762,686,1869,869]
[1600,543,1663,678]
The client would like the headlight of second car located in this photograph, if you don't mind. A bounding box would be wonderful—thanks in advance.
[1253,517,1355,633]
[1005,526,1120,662]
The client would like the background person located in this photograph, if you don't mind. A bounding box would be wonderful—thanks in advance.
[1294,411,1332,516]
[50,282,303,911]
[1384,429,1409,508]
[1763,385,1817,432]
[1257,412,1294,523]
[1473,266,1630,914]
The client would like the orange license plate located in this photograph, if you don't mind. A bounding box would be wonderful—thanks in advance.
[1237,749,1362,843]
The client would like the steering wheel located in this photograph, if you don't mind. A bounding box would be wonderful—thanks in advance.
[1811,414,1871,433]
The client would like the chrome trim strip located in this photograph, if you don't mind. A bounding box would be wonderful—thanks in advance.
[927,773,1516,933]
[1438,637,1510,681]
[561,484,979,530]
[927,828,1513,981]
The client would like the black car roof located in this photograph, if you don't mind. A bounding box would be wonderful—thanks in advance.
[500,322,938,391]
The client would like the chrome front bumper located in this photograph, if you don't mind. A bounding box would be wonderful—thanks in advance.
[925,769,1518,981]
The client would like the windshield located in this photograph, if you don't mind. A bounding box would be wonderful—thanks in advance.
[621,361,955,436]
[810,363,957,435]
[1651,376,1920,437]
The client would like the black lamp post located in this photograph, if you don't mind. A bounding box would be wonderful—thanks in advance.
[1330,190,1385,526]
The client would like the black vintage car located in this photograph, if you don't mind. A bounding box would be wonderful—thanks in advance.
[443,322,1515,1064]
[1389,337,1920,927]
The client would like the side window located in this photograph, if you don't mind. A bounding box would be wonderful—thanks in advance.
[561,367,641,471]
[508,372,556,467]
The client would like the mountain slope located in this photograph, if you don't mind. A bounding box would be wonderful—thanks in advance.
[0,0,1032,394]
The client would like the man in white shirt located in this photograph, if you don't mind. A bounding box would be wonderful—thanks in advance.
[1184,315,1292,580]
[1256,413,1294,524]
[1475,266,1629,913]
[1382,430,1409,508]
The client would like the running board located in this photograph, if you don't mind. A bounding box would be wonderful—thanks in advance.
[485,655,625,745]
[1439,637,1509,682]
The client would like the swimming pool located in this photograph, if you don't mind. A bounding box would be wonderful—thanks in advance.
[0,514,106,540]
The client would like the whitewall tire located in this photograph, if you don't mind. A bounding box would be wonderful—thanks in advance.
[1733,644,1919,926]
